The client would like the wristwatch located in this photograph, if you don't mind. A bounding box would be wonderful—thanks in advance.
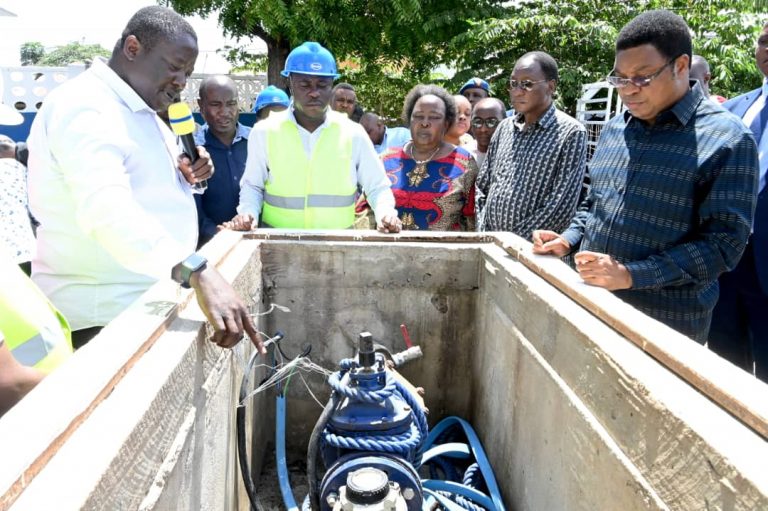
[171,253,208,288]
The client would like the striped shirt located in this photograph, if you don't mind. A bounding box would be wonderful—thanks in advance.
[562,83,758,342]
[476,104,587,240]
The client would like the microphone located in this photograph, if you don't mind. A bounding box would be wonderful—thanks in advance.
[168,102,207,192]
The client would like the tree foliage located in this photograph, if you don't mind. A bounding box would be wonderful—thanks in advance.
[170,0,768,118]
[169,0,505,117]
[21,42,111,67]
[449,0,768,114]
[20,42,45,66]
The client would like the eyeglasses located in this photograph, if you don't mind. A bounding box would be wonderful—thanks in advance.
[606,58,677,88]
[471,117,502,129]
[508,79,547,91]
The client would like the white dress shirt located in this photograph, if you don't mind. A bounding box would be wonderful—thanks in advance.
[742,79,768,193]
[238,108,396,223]
[27,59,197,330]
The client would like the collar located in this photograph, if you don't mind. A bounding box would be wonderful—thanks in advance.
[623,80,704,127]
[761,77,768,99]
[89,58,154,114]
[513,103,556,130]
[196,122,250,146]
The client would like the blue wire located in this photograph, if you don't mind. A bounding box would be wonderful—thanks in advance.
[276,395,299,510]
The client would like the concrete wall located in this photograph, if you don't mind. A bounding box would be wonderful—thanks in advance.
[1,231,766,511]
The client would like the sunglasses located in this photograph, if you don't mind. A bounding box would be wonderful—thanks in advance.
[471,117,501,129]
[606,57,678,88]
[508,79,547,91]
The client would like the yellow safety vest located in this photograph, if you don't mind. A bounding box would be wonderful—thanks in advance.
[262,111,357,229]
[0,252,72,373]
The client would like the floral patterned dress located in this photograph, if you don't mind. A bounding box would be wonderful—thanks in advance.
[382,146,478,231]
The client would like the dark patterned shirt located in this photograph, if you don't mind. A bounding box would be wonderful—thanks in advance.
[562,83,758,342]
[476,104,587,240]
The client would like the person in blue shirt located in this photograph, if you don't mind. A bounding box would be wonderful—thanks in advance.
[360,112,411,154]
[194,75,251,247]
[533,10,758,343]
[252,85,290,122]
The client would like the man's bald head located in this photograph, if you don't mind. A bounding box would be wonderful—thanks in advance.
[360,111,386,145]
[690,55,711,96]
[198,75,240,142]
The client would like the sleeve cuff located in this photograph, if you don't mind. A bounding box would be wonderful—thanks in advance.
[560,228,583,253]
[623,260,660,290]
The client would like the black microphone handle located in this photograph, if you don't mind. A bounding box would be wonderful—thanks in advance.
[179,134,207,191]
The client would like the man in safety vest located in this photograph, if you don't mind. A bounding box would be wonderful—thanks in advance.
[230,41,402,232]
[0,248,72,417]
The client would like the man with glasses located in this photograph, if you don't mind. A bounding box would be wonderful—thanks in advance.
[470,97,505,168]
[533,10,758,344]
[476,51,586,241]
[709,22,768,380]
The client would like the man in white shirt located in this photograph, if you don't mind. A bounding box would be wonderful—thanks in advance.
[27,6,264,353]
[359,112,411,154]
[231,42,401,232]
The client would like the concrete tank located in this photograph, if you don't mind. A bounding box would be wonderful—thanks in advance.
[1,231,766,511]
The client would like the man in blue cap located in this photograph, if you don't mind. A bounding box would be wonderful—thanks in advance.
[459,77,491,107]
[231,41,401,232]
[253,85,290,122]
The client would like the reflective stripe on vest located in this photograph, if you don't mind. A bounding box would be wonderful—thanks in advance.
[0,250,72,372]
[11,333,49,366]
[262,111,356,229]
[264,192,357,209]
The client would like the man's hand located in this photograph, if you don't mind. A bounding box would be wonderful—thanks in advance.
[573,251,633,290]
[0,340,45,417]
[190,266,266,353]
[532,230,571,257]
[377,213,402,233]
[219,213,255,232]
[178,146,214,186]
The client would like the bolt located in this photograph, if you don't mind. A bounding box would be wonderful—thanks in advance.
[326,493,338,506]
[403,487,415,500]
[403,406,411,412]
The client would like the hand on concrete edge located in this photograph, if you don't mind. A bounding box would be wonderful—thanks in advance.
[377,213,402,233]
[532,230,571,257]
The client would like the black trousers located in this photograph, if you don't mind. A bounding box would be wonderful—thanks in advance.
[71,326,104,350]
[709,243,768,381]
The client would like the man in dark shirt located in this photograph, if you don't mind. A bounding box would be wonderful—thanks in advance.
[709,23,768,380]
[194,75,250,247]
[533,10,758,343]
[477,52,587,241]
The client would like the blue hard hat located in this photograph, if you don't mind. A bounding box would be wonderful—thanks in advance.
[252,86,290,113]
[459,77,490,95]
[281,41,340,78]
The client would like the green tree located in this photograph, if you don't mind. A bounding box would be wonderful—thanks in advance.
[37,42,111,67]
[169,0,504,94]
[19,42,45,66]
[450,0,768,114]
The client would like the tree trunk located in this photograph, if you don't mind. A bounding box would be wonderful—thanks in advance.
[267,38,292,90]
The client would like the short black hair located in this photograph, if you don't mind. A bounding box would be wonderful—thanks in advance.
[117,6,197,54]
[332,82,355,93]
[616,9,692,63]
[516,51,559,81]
[402,84,457,127]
